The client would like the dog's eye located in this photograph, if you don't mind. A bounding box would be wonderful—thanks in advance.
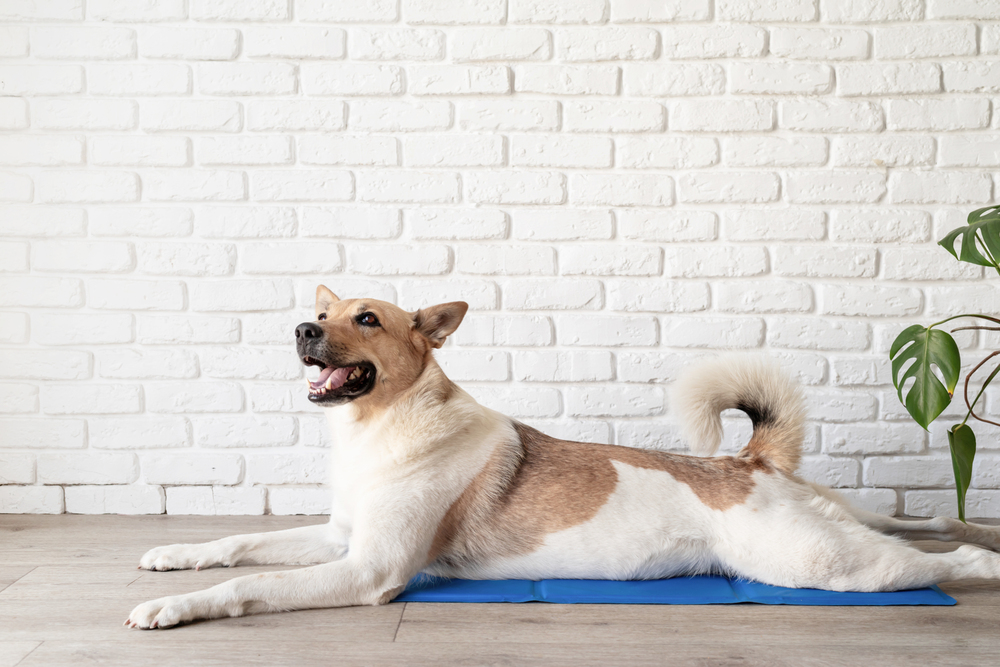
[317,313,327,321]
[357,312,379,327]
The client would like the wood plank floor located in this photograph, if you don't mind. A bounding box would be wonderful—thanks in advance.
[2,515,1000,666]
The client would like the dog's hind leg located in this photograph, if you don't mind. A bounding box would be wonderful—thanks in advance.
[139,522,348,571]
[717,495,1000,592]
[807,482,1000,551]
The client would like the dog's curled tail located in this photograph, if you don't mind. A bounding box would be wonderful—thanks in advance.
[670,354,806,475]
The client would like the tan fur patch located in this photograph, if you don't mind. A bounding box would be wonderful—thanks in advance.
[429,423,774,567]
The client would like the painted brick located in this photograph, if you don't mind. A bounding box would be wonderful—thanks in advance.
[0,419,85,449]
[33,313,133,346]
[405,135,503,168]
[452,315,552,346]
[301,136,398,167]
[301,64,402,96]
[512,209,612,240]
[166,487,265,515]
[140,27,240,60]
[768,317,871,351]
[35,171,139,204]
[302,207,400,239]
[91,136,190,167]
[606,280,710,313]
[350,244,451,275]
[730,63,832,95]
[137,316,240,345]
[452,28,551,62]
[567,386,664,418]
[143,170,245,202]
[252,170,353,202]
[90,416,192,450]
[248,101,345,131]
[838,62,941,96]
[350,101,451,131]
[786,171,886,204]
[678,172,780,204]
[781,99,884,132]
[0,65,83,95]
[943,61,1000,93]
[0,314,28,344]
[298,0,397,22]
[88,279,185,311]
[564,100,664,133]
[142,100,242,132]
[190,279,294,312]
[515,351,613,382]
[829,209,930,242]
[98,349,197,380]
[723,136,827,168]
[821,284,923,317]
[509,0,607,24]
[876,24,976,59]
[716,280,813,314]
[457,246,555,276]
[38,452,138,485]
[557,314,657,347]
[832,135,934,168]
[663,246,767,278]
[242,242,342,274]
[0,487,63,514]
[623,63,725,97]
[400,279,499,310]
[408,209,506,240]
[0,453,34,484]
[723,210,825,241]
[409,65,510,96]
[0,136,84,167]
[570,174,672,206]
[774,246,877,278]
[511,136,612,169]
[661,25,766,59]
[65,485,164,515]
[194,415,297,448]
[459,100,560,131]
[770,28,870,60]
[467,171,566,205]
[350,28,443,61]
[618,211,716,242]
[32,240,134,273]
[889,171,993,204]
[513,65,619,95]
[142,453,242,485]
[661,317,764,349]
[245,26,345,59]
[89,64,191,96]
[671,100,773,132]
[435,349,509,382]
[90,207,193,238]
[557,27,658,62]
[504,279,603,310]
[0,350,91,381]
[561,245,662,276]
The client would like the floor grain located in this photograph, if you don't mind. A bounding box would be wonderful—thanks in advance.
[2,515,999,666]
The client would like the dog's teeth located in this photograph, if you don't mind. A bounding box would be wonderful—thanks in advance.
[325,377,333,390]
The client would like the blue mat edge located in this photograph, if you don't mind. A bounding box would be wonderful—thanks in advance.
[394,575,956,606]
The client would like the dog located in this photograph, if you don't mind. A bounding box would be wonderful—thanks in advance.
[126,286,1000,629]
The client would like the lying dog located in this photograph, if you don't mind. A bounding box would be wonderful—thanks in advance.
[127,286,1000,629]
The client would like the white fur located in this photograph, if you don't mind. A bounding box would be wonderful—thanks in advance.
[127,353,1000,630]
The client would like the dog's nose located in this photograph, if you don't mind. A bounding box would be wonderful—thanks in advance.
[295,322,323,341]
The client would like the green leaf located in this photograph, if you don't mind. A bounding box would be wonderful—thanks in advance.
[889,325,961,429]
[948,424,976,523]
[939,212,1000,269]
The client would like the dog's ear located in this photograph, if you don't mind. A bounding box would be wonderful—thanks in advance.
[413,302,469,348]
[315,285,339,317]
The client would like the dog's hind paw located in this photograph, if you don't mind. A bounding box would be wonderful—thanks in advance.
[139,544,224,571]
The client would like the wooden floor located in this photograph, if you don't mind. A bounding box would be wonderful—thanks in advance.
[2,516,1000,667]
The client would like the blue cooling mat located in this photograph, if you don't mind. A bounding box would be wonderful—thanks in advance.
[394,575,956,606]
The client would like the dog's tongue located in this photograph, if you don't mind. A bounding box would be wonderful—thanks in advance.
[310,366,351,390]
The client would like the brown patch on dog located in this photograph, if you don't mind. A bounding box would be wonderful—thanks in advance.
[429,423,774,567]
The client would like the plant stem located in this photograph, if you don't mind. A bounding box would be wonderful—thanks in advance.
[930,314,1000,330]
[962,353,1000,428]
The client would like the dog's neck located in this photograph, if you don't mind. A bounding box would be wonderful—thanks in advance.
[323,357,490,464]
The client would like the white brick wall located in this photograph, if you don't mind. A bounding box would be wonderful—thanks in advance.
[3,0,1000,518]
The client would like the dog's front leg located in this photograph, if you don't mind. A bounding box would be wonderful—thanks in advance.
[139,521,349,571]
[127,555,410,629]
[128,492,440,629]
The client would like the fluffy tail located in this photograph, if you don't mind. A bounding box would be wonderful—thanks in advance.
[670,354,806,475]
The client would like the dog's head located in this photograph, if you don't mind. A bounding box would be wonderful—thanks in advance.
[295,285,468,409]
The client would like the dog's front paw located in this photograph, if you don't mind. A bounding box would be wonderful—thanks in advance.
[125,596,192,630]
[139,544,223,571]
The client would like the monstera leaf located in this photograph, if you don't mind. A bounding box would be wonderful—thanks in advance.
[939,206,1000,270]
[948,424,976,523]
[889,325,961,429]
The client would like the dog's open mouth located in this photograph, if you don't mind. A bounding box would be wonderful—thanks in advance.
[302,357,376,403]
